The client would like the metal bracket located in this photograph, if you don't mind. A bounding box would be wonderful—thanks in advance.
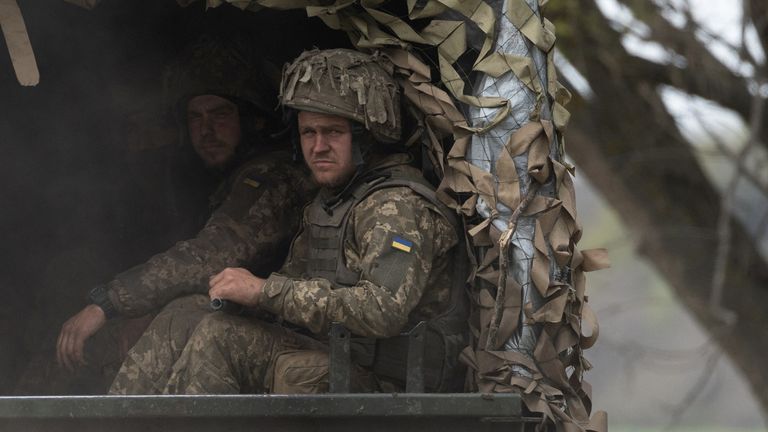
[329,322,351,393]
[405,321,427,393]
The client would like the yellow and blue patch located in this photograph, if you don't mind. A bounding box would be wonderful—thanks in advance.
[391,236,413,253]
[242,178,261,189]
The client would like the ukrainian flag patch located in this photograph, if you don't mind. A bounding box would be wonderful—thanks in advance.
[391,236,413,253]
[243,178,261,189]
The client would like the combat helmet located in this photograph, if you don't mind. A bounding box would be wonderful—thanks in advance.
[164,34,278,121]
[279,48,401,144]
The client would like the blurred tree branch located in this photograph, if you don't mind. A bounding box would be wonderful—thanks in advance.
[550,0,768,417]
[620,0,766,142]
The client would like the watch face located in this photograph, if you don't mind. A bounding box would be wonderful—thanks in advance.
[88,286,106,303]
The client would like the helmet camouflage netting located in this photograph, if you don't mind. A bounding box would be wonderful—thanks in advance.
[279,49,401,144]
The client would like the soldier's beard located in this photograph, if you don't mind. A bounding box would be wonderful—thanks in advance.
[194,138,238,169]
[312,170,355,189]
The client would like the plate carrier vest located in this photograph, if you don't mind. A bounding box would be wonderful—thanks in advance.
[303,161,469,392]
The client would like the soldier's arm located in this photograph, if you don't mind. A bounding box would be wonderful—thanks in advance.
[105,154,310,318]
[258,188,457,338]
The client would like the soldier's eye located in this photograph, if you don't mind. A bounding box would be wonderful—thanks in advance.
[211,108,236,120]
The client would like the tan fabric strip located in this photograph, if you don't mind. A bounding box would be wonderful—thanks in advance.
[581,248,611,271]
[0,0,38,86]
[64,0,102,8]
[407,0,447,19]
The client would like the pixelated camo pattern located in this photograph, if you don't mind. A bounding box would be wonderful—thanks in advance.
[261,160,458,339]
[107,150,315,317]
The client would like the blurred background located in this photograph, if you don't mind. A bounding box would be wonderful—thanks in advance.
[0,0,766,431]
[551,0,768,430]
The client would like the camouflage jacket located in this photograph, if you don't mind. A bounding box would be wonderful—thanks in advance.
[258,154,459,339]
[106,149,314,317]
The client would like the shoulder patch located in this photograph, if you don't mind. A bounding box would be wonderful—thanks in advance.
[391,236,413,253]
[242,178,261,189]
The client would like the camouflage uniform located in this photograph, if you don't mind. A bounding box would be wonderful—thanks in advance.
[161,153,459,394]
[118,48,464,395]
[106,150,312,317]
[106,149,314,394]
[107,294,210,394]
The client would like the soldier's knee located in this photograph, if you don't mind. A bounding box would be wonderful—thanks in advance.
[271,350,329,394]
[152,295,210,328]
[269,349,380,394]
[187,312,261,347]
[191,312,232,337]
[163,294,210,312]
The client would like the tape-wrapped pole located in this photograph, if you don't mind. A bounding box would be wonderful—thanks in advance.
[467,0,555,366]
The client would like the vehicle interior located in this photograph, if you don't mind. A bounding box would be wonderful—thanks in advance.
[0,2,354,395]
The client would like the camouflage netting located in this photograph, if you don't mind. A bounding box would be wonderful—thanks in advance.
[7,0,609,430]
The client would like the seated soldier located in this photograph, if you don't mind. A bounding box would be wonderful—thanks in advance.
[110,48,467,395]
[48,35,314,394]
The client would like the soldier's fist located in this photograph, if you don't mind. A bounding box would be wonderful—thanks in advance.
[209,267,265,307]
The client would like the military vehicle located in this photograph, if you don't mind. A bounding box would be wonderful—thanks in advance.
[0,1,606,431]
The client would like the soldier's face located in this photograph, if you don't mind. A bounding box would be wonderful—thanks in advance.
[298,111,356,188]
[187,94,242,168]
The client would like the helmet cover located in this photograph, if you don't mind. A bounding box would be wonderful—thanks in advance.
[164,34,278,115]
[279,48,401,144]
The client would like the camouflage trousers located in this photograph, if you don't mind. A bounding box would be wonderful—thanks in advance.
[163,313,380,394]
[109,294,211,394]
[110,295,379,394]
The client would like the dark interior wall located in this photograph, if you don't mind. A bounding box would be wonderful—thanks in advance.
[0,0,349,393]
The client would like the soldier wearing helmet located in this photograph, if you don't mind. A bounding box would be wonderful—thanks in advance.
[51,35,315,393]
[166,35,280,172]
[111,48,468,394]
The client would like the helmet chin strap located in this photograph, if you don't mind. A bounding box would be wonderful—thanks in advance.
[351,141,365,168]
[350,122,367,170]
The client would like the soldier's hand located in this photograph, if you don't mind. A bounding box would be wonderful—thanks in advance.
[209,267,265,307]
[56,304,106,371]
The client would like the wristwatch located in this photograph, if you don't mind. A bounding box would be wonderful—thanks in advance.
[87,285,118,319]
